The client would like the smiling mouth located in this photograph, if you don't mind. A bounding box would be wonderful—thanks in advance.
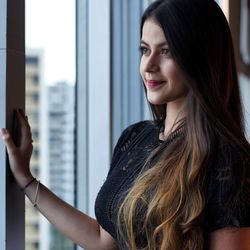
[146,80,165,89]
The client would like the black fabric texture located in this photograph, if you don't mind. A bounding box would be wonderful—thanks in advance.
[95,121,250,248]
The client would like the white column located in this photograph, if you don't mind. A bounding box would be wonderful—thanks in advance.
[76,0,111,226]
[87,0,111,216]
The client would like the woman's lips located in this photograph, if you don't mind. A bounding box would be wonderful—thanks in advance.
[146,80,165,89]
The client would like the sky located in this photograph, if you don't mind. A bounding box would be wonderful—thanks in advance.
[25,0,76,85]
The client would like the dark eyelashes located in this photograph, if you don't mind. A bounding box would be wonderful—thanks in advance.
[161,48,170,55]
[138,46,147,54]
[138,46,170,55]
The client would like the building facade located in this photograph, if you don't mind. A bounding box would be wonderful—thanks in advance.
[25,51,42,250]
[47,82,75,250]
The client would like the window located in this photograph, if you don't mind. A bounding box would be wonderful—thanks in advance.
[25,1,76,249]
[1,1,249,250]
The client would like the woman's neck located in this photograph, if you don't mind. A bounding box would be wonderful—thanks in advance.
[160,99,187,141]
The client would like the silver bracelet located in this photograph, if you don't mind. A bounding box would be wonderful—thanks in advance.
[33,180,40,208]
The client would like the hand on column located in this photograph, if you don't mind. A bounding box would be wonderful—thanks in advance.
[0,109,34,187]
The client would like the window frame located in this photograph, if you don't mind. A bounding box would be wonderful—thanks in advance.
[0,0,25,249]
[76,0,111,220]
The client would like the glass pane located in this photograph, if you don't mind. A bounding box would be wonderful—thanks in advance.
[25,1,76,250]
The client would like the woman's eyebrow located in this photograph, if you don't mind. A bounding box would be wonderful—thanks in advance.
[140,40,169,47]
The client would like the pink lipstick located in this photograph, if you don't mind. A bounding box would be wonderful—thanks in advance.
[146,80,165,89]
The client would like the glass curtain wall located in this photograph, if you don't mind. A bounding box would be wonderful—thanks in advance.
[25,1,76,250]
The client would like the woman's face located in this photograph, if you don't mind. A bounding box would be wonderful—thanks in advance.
[140,19,188,106]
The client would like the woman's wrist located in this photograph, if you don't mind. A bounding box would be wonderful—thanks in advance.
[14,171,34,188]
[20,177,36,191]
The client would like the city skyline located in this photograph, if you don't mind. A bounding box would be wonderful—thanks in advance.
[25,51,76,250]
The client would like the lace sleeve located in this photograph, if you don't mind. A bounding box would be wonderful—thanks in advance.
[205,144,250,232]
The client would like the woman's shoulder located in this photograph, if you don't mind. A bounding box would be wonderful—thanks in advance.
[114,120,156,150]
[121,120,156,136]
[108,120,156,175]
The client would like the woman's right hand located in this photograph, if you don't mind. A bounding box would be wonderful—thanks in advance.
[0,109,34,187]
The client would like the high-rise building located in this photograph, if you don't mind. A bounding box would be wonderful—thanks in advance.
[26,53,75,250]
[47,81,75,250]
[25,51,42,250]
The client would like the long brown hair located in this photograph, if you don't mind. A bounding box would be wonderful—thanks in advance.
[117,0,250,249]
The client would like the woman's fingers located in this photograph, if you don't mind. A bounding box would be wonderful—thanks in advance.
[0,109,33,155]
[0,128,18,155]
[0,111,33,183]
[16,109,33,145]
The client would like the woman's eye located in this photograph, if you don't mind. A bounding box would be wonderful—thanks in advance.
[139,46,149,55]
[161,48,170,55]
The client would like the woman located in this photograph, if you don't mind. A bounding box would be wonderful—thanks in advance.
[1,0,250,249]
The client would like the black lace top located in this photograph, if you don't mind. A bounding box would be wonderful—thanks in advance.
[95,121,250,248]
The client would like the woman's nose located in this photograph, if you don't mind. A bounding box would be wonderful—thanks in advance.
[144,54,159,73]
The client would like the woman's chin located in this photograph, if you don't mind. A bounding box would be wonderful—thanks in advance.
[147,98,166,105]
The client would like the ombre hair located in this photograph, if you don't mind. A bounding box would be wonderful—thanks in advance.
[117,0,250,249]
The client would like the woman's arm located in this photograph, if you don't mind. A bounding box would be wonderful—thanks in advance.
[209,227,250,250]
[24,181,118,250]
[0,110,118,250]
